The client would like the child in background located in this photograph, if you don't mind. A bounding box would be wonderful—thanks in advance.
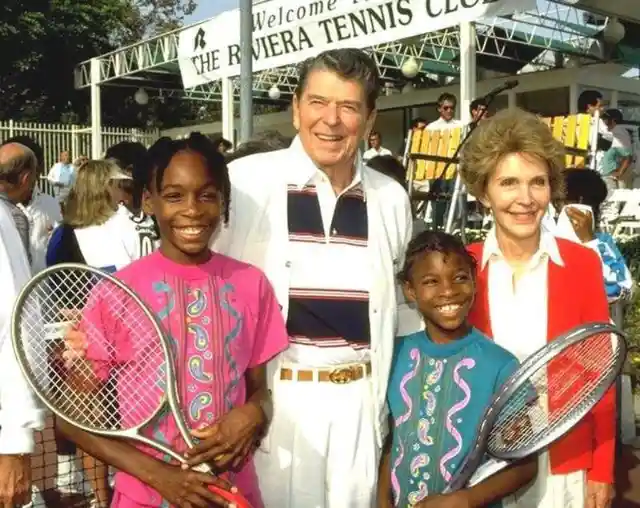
[378,231,537,507]
[559,168,632,301]
[61,133,289,507]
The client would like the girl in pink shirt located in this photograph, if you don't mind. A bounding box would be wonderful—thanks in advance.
[61,133,289,507]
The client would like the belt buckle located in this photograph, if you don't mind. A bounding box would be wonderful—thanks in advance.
[329,366,356,384]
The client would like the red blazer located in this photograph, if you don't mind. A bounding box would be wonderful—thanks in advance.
[467,238,616,484]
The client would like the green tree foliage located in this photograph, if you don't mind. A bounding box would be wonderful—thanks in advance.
[0,0,197,125]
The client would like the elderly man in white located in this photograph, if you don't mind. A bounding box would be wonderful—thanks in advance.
[0,170,45,505]
[213,48,412,507]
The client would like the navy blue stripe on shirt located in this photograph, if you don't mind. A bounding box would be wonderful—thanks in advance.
[330,188,368,247]
[287,186,324,243]
[287,288,371,345]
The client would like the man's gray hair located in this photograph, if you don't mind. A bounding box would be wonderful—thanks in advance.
[0,143,37,183]
[295,48,381,111]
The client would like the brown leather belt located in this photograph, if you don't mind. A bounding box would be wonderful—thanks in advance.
[280,362,372,384]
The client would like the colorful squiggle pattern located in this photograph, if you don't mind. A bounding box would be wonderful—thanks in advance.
[394,348,421,426]
[189,393,213,421]
[439,358,476,482]
[418,418,434,446]
[426,360,445,385]
[187,288,207,316]
[390,440,404,506]
[219,283,242,410]
[188,356,213,382]
[188,323,209,352]
[410,453,429,476]
[407,482,428,505]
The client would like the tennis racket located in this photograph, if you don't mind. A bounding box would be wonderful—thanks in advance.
[11,263,253,508]
[443,322,626,493]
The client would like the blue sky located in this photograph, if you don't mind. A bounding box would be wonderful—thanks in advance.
[186,0,238,23]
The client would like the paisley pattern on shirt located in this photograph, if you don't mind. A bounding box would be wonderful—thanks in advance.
[387,330,517,508]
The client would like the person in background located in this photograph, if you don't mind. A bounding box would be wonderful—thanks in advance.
[461,108,615,508]
[47,150,75,201]
[366,154,428,240]
[379,231,536,507]
[577,90,612,172]
[560,167,633,301]
[424,94,463,230]
[578,89,604,118]
[363,131,392,162]
[2,136,63,274]
[470,98,489,123]
[413,117,427,130]
[105,141,159,258]
[0,142,38,262]
[0,170,46,507]
[213,136,233,155]
[426,93,463,131]
[600,109,633,190]
[225,131,293,163]
[46,160,138,272]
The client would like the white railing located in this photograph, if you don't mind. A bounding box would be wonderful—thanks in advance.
[0,120,159,195]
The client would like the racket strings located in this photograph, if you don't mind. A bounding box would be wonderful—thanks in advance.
[488,332,622,455]
[16,269,168,433]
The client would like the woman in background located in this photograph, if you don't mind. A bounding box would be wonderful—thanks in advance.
[460,108,615,508]
[559,167,633,301]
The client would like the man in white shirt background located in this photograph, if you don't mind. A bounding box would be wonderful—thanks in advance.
[362,131,392,162]
[425,93,463,229]
[46,150,75,200]
[0,142,39,261]
[3,136,63,274]
[426,92,463,131]
[0,155,45,506]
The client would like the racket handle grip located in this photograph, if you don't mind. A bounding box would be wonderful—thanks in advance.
[208,484,253,508]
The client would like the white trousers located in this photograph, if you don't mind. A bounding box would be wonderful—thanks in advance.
[254,374,379,508]
[503,452,585,508]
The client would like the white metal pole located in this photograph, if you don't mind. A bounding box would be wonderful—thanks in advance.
[446,22,476,234]
[610,90,619,109]
[459,22,477,125]
[239,0,253,143]
[569,83,579,114]
[90,58,102,159]
[221,78,235,145]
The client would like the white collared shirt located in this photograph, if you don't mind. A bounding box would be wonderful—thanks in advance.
[19,189,62,274]
[284,164,370,366]
[0,200,45,453]
[482,228,564,362]
[362,146,392,162]
[212,136,413,444]
[426,117,463,131]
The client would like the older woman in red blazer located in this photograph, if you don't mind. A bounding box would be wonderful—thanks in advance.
[459,108,615,508]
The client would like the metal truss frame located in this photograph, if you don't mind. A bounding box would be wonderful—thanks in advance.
[74,0,613,102]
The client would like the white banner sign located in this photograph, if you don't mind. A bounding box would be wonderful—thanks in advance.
[178,0,535,88]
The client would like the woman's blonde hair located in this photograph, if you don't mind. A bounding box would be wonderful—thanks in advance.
[459,108,566,204]
[64,160,118,228]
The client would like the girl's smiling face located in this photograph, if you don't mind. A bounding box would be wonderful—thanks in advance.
[403,250,475,344]
[145,149,222,265]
